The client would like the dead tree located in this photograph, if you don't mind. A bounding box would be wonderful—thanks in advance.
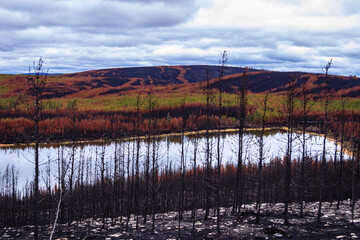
[284,75,297,225]
[203,68,214,221]
[112,140,119,224]
[356,117,360,214]
[178,97,188,239]
[149,95,159,233]
[45,156,52,226]
[215,50,228,235]
[299,79,313,217]
[67,99,78,225]
[126,140,133,230]
[10,165,18,227]
[351,140,356,224]
[50,151,69,240]
[134,94,142,229]
[143,82,159,228]
[234,67,248,214]
[317,59,332,223]
[337,99,346,209]
[26,58,48,240]
[191,130,199,234]
[256,94,269,224]
[143,85,157,223]
[350,111,360,224]
[100,143,106,226]
[151,127,159,233]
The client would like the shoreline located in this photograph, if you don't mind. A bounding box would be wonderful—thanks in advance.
[0,127,278,148]
[0,126,284,148]
[0,126,353,156]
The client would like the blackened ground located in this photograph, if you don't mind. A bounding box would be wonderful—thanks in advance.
[1,201,359,239]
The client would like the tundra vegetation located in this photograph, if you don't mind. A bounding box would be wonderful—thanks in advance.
[0,56,359,239]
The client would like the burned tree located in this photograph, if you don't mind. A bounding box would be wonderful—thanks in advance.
[178,97,188,239]
[284,75,297,225]
[203,68,214,221]
[215,50,228,235]
[134,94,142,229]
[26,58,48,240]
[299,78,313,218]
[67,99,78,225]
[256,94,268,224]
[233,67,248,214]
[317,59,332,223]
[337,99,346,209]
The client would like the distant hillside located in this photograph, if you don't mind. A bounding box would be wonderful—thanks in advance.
[0,65,359,99]
[215,71,360,97]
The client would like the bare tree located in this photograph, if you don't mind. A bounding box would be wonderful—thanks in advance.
[256,94,268,224]
[178,98,188,239]
[67,99,78,225]
[351,139,356,224]
[337,99,346,209]
[26,57,48,239]
[203,68,214,221]
[317,59,332,223]
[50,151,69,240]
[112,139,119,224]
[284,75,297,225]
[216,50,228,235]
[191,131,199,234]
[299,78,313,218]
[134,94,142,229]
[100,143,106,226]
[234,67,248,214]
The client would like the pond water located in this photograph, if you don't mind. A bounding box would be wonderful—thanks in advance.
[0,130,349,191]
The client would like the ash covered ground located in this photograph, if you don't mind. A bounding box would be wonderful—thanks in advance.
[1,201,360,239]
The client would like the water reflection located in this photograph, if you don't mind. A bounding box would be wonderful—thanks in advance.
[0,130,349,190]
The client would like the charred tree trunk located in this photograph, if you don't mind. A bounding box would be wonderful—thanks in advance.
[178,98,188,238]
[299,79,312,218]
[337,100,346,209]
[317,59,332,223]
[68,100,78,226]
[215,50,228,235]
[26,58,48,240]
[191,132,199,234]
[100,143,106,227]
[234,67,248,215]
[256,94,268,224]
[284,76,296,225]
[112,141,118,224]
[134,94,142,229]
[204,68,213,221]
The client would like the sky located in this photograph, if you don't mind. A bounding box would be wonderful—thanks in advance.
[0,0,359,75]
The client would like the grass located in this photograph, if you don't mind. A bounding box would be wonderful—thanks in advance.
[330,98,360,111]
[0,74,14,81]
[0,85,9,95]
[0,85,359,114]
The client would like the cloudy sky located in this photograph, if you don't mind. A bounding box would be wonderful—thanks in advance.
[0,0,359,75]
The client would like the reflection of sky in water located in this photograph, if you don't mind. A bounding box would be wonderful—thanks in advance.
[0,132,350,191]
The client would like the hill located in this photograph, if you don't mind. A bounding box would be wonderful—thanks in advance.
[1,65,359,100]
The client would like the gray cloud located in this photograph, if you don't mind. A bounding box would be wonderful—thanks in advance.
[0,0,359,76]
[0,0,198,30]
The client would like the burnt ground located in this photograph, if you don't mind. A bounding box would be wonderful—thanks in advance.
[1,201,360,240]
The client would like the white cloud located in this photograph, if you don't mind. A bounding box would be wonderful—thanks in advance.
[0,0,359,76]
[190,0,359,32]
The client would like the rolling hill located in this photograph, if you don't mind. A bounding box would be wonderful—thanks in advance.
[0,65,359,102]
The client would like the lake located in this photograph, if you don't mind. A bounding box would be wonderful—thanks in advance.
[0,130,349,191]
